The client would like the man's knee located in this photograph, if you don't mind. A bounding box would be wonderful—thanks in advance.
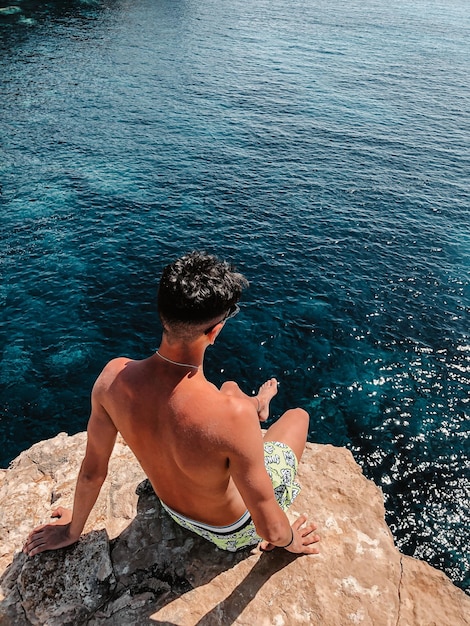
[285,407,309,422]
[220,381,240,395]
[284,408,310,441]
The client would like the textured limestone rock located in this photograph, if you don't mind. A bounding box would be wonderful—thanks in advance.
[0,433,469,625]
[18,531,114,626]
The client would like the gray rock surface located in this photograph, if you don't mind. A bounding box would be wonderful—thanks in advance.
[1,432,469,625]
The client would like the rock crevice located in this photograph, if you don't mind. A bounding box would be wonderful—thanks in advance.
[396,557,404,626]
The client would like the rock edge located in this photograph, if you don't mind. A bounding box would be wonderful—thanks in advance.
[1,432,469,625]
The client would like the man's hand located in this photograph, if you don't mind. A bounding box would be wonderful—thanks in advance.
[23,507,79,557]
[259,513,320,554]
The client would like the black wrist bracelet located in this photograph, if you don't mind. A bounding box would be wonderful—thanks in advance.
[279,528,294,548]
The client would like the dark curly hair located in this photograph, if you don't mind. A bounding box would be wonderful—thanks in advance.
[157,251,248,330]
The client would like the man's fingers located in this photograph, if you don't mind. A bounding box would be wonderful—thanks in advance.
[292,513,316,533]
[292,513,308,529]
[291,515,321,552]
[304,544,320,554]
[293,514,318,535]
[300,524,318,538]
[24,524,46,544]
[26,530,45,544]
[26,541,48,557]
[298,521,320,544]
[23,531,45,555]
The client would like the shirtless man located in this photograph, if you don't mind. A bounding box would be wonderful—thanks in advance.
[24,251,320,556]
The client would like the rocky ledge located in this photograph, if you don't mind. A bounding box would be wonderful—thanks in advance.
[0,433,469,625]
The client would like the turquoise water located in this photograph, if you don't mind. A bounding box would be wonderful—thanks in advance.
[1,0,469,591]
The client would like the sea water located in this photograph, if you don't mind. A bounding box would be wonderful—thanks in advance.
[1,0,469,592]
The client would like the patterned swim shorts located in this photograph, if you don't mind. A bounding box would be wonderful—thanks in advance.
[159,441,301,552]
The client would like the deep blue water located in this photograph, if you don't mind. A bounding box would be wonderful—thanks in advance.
[1,0,469,592]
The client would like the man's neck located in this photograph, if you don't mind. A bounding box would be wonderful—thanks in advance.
[156,338,206,371]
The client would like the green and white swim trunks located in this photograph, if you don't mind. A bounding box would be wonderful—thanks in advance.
[159,441,301,552]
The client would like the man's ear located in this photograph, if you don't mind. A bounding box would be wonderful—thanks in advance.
[206,321,225,345]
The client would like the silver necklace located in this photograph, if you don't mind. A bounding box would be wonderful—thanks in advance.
[155,350,200,369]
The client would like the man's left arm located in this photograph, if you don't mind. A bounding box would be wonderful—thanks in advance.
[23,373,118,556]
[226,404,319,554]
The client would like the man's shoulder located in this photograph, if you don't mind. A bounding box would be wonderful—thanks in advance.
[93,357,136,394]
[212,392,262,446]
[101,356,134,378]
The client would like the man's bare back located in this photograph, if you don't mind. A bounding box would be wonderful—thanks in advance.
[96,354,278,525]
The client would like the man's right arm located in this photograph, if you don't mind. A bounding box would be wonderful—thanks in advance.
[23,367,118,556]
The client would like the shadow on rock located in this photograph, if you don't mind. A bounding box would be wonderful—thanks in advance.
[1,479,285,625]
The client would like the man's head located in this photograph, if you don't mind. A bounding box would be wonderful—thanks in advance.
[158,251,248,340]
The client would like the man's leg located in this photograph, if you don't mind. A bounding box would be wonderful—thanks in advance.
[220,380,309,461]
[220,379,278,421]
[263,408,309,463]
